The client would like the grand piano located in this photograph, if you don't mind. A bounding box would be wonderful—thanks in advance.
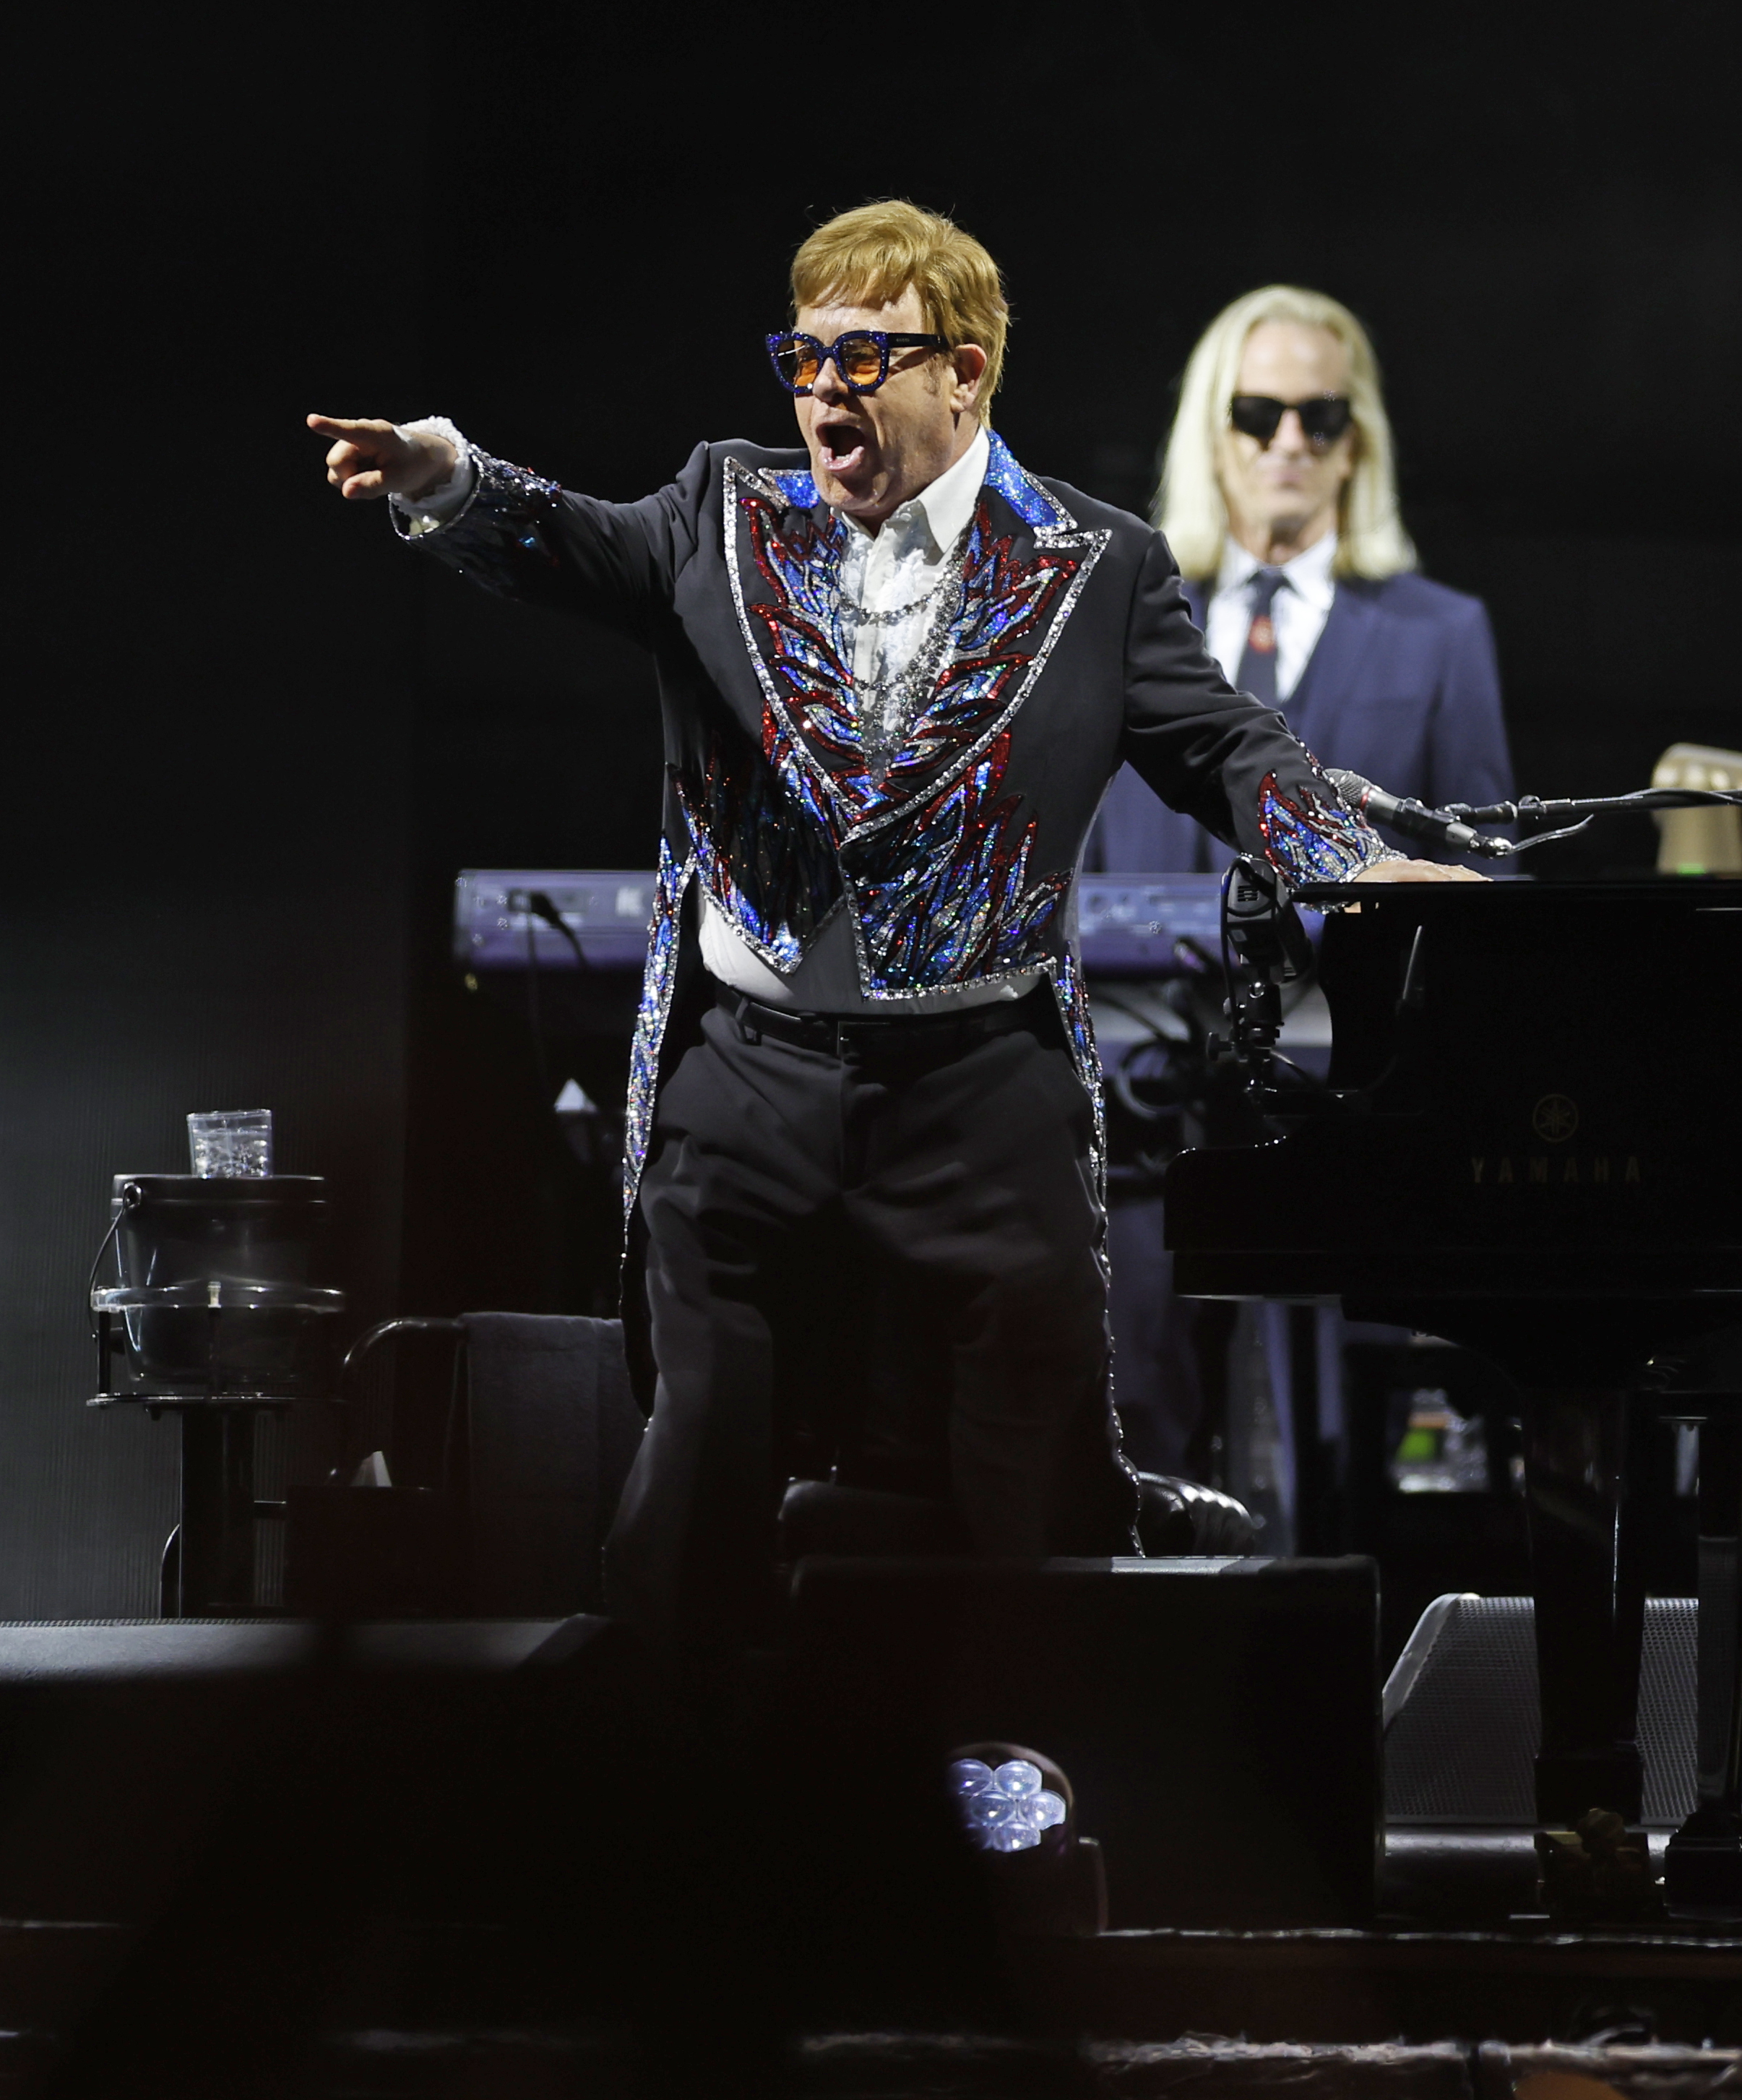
[1164,874,1742,1914]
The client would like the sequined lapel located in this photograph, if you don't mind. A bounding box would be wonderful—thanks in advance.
[724,436,1110,843]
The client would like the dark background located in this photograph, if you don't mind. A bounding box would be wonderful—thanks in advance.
[6,5,1738,1613]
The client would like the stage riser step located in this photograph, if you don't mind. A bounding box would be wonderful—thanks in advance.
[301,2032,1742,2098]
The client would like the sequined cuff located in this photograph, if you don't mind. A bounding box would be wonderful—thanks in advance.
[1256,770,1403,890]
[389,444,565,554]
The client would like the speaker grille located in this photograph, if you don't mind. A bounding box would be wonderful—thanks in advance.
[1384,1596,1695,1827]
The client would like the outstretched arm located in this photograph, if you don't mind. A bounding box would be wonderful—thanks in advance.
[305,413,709,644]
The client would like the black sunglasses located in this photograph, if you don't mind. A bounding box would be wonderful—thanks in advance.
[1229,394,1354,448]
[767,329,950,395]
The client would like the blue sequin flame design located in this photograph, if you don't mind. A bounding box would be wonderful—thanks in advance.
[672,724,840,972]
[851,731,1069,991]
[1258,770,1384,885]
[742,491,1077,833]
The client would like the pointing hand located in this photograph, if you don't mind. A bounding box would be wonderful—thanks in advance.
[306,414,457,502]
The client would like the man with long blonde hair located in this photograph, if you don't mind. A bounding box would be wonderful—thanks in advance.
[1088,285,1511,873]
[1085,287,1510,1493]
[309,210,1467,1663]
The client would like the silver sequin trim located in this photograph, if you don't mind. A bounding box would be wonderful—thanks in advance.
[1050,949,1108,1211]
[622,838,694,1224]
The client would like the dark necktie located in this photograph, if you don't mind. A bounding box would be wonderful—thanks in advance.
[1234,567,1287,708]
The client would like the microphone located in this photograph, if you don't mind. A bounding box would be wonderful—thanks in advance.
[1324,768,1507,858]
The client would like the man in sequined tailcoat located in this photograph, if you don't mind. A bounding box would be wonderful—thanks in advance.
[311,202,1470,1660]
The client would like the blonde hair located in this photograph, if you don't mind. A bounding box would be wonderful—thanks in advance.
[1155,285,1417,581]
[790,199,1009,428]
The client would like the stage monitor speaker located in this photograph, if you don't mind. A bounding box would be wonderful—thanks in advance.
[786,1554,1381,1932]
[1384,1594,1696,1828]
[0,1617,608,1684]
[0,1617,634,1927]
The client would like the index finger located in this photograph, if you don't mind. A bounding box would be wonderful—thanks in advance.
[306,413,395,439]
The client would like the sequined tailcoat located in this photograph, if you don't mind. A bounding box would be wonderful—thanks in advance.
[408,432,1375,1309]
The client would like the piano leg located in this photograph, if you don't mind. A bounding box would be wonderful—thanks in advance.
[1665,1411,1742,1914]
[1522,1390,1649,1827]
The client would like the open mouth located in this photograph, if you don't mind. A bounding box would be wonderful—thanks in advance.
[816,419,868,475]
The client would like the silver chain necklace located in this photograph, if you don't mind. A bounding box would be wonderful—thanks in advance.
[834,565,956,629]
[829,522,971,775]
[855,578,965,765]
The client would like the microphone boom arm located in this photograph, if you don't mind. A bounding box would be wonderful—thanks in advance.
[1328,770,1742,861]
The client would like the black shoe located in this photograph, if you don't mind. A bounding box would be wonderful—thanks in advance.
[1134,1473,1256,1556]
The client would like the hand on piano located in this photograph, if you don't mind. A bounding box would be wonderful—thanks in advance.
[306,414,457,503]
[1350,858,1488,884]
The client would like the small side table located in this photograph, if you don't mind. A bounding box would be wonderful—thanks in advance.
[92,1280,346,1616]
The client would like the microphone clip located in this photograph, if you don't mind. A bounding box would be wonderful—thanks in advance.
[1220,858,1313,1106]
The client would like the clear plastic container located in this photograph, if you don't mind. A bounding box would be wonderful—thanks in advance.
[187,1109,272,1179]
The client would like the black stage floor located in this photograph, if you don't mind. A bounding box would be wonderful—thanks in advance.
[0,1615,1735,2093]
[4,1914,1737,2096]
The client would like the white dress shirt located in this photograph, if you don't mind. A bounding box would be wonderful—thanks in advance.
[1203,530,1338,702]
[397,422,1037,1015]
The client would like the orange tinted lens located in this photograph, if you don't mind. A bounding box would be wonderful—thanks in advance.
[837,335,886,386]
[775,337,820,388]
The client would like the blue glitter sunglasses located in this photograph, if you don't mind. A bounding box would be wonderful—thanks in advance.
[767,329,951,395]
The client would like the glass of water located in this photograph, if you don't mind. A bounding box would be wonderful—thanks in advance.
[187,1109,274,1179]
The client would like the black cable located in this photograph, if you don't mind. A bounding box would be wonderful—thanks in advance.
[1264,1049,1331,1096]
[1109,1057,1191,1126]
[1218,862,1238,1010]
[509,887,590,1118]
[86,1182,141,1338]
[522,889,590,971]
[522,909,553,1118]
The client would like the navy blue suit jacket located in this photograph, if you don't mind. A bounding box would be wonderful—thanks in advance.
[1085,569,1513,872]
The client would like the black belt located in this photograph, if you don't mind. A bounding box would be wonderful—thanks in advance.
[714,980,1047,1058]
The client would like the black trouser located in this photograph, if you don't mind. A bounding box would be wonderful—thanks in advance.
[1104,1192,1205,1476]
[603,982,1139,1653]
